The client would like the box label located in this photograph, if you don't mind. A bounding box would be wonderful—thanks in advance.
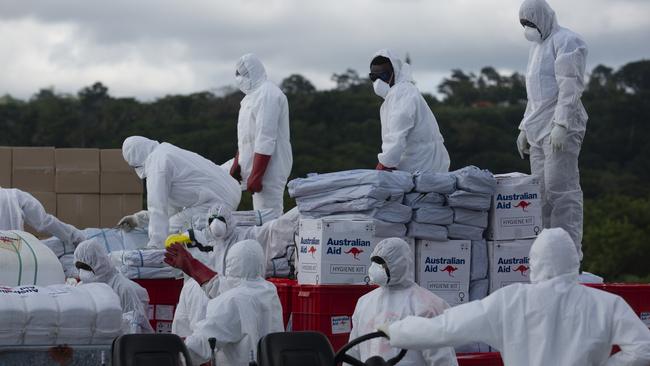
[331,316,351,334]
[155,304,175,321]
[156,321,173,334]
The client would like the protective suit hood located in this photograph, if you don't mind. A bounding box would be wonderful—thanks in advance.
[236,53,267,94]
[74,238,118,283]
[370,238,414,288]
[122,136,160,178]
[519,0,558,40]
[205,204,236,242]
[372,49,414,85]
[225,239,265,280]
[529,228,580,284]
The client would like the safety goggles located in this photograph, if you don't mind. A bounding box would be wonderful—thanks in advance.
[520,19,537,29]
[75,261,94,273]
[207,215,226,226]
[369,71,393,83]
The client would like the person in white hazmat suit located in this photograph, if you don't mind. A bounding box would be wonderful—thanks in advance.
[169,204,299,337]
[118,136,241,249]
[346,238,457,366]
[73,238,154,334]
[370,49,450,173]
[228,53,293,218]
[0,187,85,244]
[167,239,284,366]
[516,0,588,259]
[381,228,650,366]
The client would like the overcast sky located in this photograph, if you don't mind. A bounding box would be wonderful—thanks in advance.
[1,0,649,100]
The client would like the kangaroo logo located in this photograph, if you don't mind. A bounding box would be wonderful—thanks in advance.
[308,246,317,258]
[514,201,531,212]
[345,247,364,260]
[513,265,529,276]
[441,265,458,277]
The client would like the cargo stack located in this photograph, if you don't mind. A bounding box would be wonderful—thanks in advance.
[406,171,456,241]
[486,173,542,293]
[1,146,143,238]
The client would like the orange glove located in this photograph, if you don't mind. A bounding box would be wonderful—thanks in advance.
[247,153,271,193]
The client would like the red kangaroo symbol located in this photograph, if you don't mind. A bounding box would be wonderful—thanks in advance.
[514,201,531,212]
[308,246,317,258]
[345,247,364,260]
[513,265,529,276]
[441,265,458,277]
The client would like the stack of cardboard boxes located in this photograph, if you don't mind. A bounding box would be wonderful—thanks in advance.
[0,146,142,237]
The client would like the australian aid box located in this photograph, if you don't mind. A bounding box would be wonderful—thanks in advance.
[488,239,534,293]
[297,218,375,285]
[487,173,542,241]
[415,240,471,306]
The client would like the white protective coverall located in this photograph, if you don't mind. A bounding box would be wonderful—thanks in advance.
[519,0,588,258]
[172,205,299,337]
[374,49,450,173]
[185,239,284,366]
[235,54,293,217]
[122,136,241,248]
[74,238,154,334]
[387,228,650,366]
[0,187,85,244]
[347,238,457,366]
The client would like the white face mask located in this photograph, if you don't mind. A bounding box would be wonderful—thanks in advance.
[235,75,252,94]
[208,219,227,240]
[134,166,145,179]
[373,79,391,99]
[368,262,389,287]
[524,26,542,43]
[78,269,97,283]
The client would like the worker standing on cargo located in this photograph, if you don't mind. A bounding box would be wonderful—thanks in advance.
[380,228,650,366]
[118,136,241,249]
[0,186,85,245]
[73,238,154,334]
[370,49,450,174]
[167,239,283,365]
[346,238,458,366]
[228,53,293,218]
[515,0,588,259]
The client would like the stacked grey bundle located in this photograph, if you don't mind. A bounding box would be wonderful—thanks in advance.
[288,170,414,237]
[405,172,456,241]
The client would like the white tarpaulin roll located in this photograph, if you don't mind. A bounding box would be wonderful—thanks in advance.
[0,230,65,287]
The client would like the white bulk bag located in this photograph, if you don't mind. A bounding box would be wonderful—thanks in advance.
[0,230,65,286]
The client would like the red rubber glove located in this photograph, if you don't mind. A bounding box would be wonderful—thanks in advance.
[164,244,217,285]
[230,151,242,182]
[376,162,395,171]
[247,153,271,193]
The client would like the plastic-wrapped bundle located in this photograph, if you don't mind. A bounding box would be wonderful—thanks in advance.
[305,194,403,215]
[361,202,413,224]
[403,192,446,208]
[42,228,149,258]
[118,265,182,280]
[111,249,166,268]
[407,222,448,241]
[446,191,492,211]
[413,171,456,194]
[452,166,497,194]
[295,184,401,212]
[471,240,488,281]
[448,223,484,241]
[288,169,414,198]
[453,208,489,229]
[412,206,454,225]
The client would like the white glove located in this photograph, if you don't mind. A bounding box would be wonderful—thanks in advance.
[71,231,86,246]
[550,124,568,152]
[516,130,530,159]
[377,323,392,339]
[117,214,140,232]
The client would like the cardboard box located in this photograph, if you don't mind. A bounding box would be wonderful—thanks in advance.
[100,149,143,194]
[488,239,534,293]
[297,218,375,285]
[24,192,57,238]
[487,173,542,241]
[55,148,100,193]
[57,194,100,229]
[100,194,143,227]
[0,147,11,187]
[415,240,471,306]
[11,147,55,192]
